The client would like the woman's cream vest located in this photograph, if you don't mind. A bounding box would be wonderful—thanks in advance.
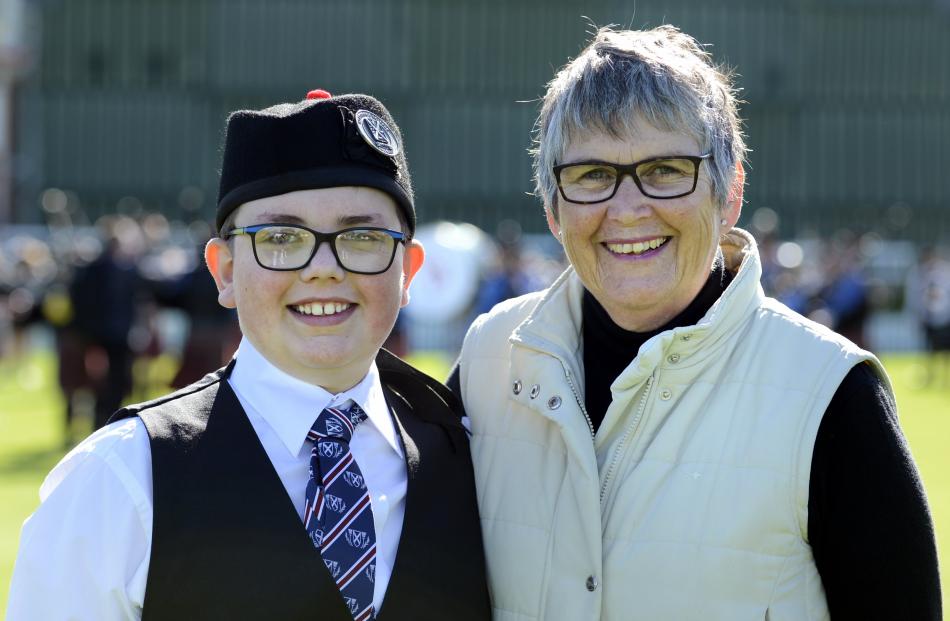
[457,229,889,621]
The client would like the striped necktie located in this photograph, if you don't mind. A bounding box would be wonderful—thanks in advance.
[304,403,376,621]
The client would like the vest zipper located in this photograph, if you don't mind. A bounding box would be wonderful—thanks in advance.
[600,373,655,503]
[563,366,595,438]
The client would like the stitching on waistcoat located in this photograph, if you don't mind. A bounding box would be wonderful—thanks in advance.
[536,460,570,621]
[791,352,855,540]
[601,536,788,559]
[474,432,563,452]
[767,545,795,611]
[481,516,549,530]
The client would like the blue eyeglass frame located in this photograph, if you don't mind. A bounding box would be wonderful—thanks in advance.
[224,224,407,274]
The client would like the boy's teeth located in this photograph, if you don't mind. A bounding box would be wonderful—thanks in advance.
[606,237,667,255]
[295,302,351,316]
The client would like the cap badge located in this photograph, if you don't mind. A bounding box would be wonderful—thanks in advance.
[354,109,400,157]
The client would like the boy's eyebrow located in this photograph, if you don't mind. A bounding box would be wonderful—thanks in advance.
[338,214,383,227]
[253,212,306,225]
[250,212,388,228]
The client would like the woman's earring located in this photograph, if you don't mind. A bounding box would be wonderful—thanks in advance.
[720,218,728,226]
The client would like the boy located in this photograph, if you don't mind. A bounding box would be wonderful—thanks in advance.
[8,90,490,620]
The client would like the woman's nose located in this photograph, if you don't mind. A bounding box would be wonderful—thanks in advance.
[607,174,653,219]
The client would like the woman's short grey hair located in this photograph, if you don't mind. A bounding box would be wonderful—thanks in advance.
[533,25,748,219]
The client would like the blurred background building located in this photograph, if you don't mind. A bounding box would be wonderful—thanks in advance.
[1,0,949,385]
[4,0,948,237]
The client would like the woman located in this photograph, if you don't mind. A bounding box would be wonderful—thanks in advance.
[450,26,940,620]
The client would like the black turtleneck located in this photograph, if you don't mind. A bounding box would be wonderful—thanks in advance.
[581,259,733,429]
[577,262,941,620]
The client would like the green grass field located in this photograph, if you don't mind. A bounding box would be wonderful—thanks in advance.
[1,349,947,616]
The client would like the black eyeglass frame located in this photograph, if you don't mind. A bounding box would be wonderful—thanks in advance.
[552,153,713,204]
[224,224,407,274]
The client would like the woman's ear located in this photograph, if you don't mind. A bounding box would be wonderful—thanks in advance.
[545,205,562,242]
[724,160,745,228]
[205,238,237,309]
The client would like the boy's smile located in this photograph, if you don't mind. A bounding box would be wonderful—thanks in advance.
[290,300,355,322]
[207,186,424,392]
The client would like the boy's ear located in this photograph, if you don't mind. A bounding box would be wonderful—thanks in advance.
[399,239,425,308]
[205,238,237,309]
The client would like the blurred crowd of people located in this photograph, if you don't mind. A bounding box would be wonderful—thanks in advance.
[759,231,874,349]
[911,246,950,386]
[0,199,240,442]
[2,201,949,444]
[748,205,950,387]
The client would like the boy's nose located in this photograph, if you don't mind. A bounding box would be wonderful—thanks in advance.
[299,240,345,280]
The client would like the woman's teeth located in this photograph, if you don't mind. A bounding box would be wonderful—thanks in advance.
[294,302,351,316]
[605,237,669,255]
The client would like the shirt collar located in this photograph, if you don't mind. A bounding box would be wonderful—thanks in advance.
[228,338,403,459]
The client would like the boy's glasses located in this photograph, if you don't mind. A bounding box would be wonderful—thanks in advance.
[225,224,406,274]
[553,153,711,203]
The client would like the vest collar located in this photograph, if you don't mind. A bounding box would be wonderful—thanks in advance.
[511,227,766,389]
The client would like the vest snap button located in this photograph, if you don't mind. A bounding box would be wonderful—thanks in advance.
[660,389,672,400]
[682,334,691,341]
[547,395,562,409]
[529,384,541,399]
[586,575,599,591]
[668,353,680,363]
[512,380,523,395]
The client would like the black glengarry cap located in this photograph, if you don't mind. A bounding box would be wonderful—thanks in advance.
[216,91,415,235]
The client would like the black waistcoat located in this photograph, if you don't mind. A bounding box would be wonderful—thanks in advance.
[113,350,490,620]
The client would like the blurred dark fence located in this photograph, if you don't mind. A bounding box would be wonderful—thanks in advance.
[11,0,950,241]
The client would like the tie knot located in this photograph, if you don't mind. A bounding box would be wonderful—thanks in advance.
[309,403,368,443]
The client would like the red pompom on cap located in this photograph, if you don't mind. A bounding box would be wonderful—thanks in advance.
[306,89,332,100]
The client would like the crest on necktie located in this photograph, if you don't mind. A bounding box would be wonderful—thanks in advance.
[365,564,376,583]
[325,494,347,513]
[324,559,342,578]
[344,596,360,614]
[347,406,366,426]
[343,471,365,488]
[325,418,345,437]
[310,528,325,547]
[345,528,371,549]
[319,441,345,458]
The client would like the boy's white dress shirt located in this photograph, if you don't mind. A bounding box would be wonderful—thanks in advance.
[7,338,407,620]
